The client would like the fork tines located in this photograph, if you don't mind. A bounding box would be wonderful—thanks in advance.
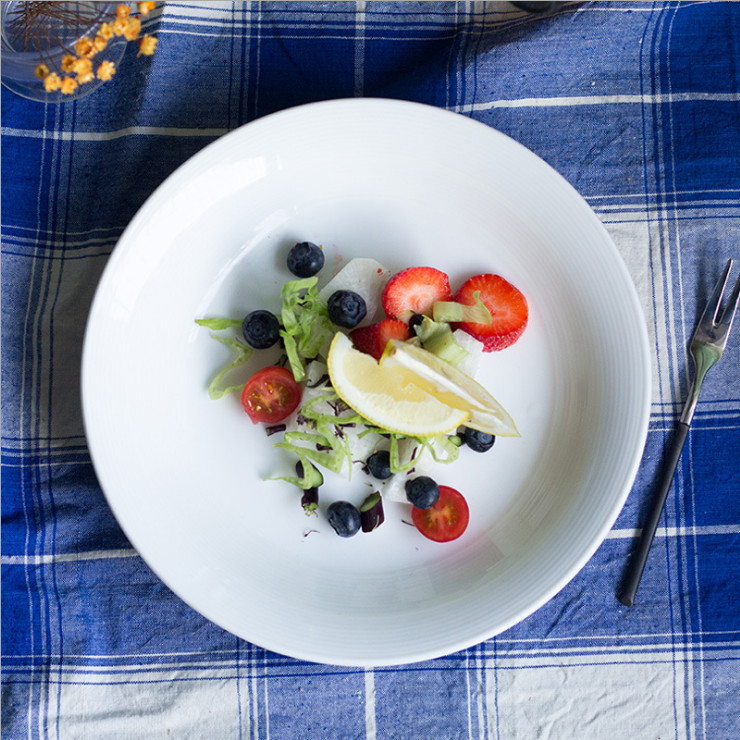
[714,259,740,333]
[694,259,740,348]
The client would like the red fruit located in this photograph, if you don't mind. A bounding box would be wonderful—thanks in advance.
[382,267,453,320]
[349,318,412,361]
[454,274,528,351]
[412,485,469,542]
[241,366,302,424]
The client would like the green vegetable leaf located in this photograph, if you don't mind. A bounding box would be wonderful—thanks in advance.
[386,431,460,473]
[420,434,461,464]
[270,449,325,490]
[389,434,422,474]
[432,290,492,324]
[195,317,243,331]
[195,317,253,398]
[413,316,469,365]
[299,390,365,427]
[204,333,253,400]
[276,432,348,475]
[279,278,334,381]
[280,330,306,382]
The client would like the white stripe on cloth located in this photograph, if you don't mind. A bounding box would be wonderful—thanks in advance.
[354,1,366,98]
[2,549,139,565]
[454,91,740,113]
[0,126,228,141]
[364,668,376,740]
[604,525,740,539]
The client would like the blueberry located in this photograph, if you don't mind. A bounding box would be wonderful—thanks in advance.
[327,290,366,329]
[461,428,496,453]
[287,241,324,278]
[326,501,362,537]
[408,313,425,334]
[405,476,440,509]
[242,310,280,349]
[366,450,392,480]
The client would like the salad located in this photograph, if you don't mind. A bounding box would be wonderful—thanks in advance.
[197,241,528,543]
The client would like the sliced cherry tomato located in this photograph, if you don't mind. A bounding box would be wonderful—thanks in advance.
[411,485,469,542]
[241,366,301,424]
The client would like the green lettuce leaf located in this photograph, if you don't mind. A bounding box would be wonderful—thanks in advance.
[432,290,492,324]
[203,332,253,400]
[195,317,243,331]
[279,278,334,381]
[269,449,325,490]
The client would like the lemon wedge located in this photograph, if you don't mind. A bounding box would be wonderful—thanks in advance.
[326,332,468,437]
[380,340,519,437]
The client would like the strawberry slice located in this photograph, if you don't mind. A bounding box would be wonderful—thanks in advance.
[454,274,528,351]
[382,266,452,320]
[350,318,412,361]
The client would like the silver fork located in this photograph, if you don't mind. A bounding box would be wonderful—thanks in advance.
[619,259,740,607]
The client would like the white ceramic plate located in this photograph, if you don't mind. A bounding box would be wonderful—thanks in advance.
[82,99,650,666]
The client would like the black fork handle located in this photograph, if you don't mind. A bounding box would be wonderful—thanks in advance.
[618,421,690,607]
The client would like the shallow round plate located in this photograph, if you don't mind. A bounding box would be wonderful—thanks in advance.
[82,99,650,666]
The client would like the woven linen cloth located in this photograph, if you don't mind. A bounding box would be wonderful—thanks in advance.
[2,2,739,738]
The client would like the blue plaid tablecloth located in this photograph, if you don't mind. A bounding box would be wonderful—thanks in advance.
[3,2,739,738]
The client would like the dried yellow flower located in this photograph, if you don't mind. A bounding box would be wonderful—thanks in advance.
[137,34,158,56]
[112,17,127,36]
[123,17,141,41]
[93,33,109,53]
[74,36,95,57]
[98,21,115,40]
[97,61,117,81]
[34,63,50,79]
[60,76,79,95]
[116,4,131,19]
[137,1,156,14]
[43,73,62,91]
[72,57,93,76]
[61,54,77,73]
[77,71,95,85]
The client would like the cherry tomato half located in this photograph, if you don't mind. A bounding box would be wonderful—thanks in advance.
[411,485,469,542]
[241,366,301,424]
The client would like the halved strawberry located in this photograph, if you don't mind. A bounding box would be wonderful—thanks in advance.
[350,318,412,361]
[454,274,528,351]
[382,267,453,320]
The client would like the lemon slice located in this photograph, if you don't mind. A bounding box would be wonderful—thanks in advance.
[380,340,519,437]
[326,332,468,437]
